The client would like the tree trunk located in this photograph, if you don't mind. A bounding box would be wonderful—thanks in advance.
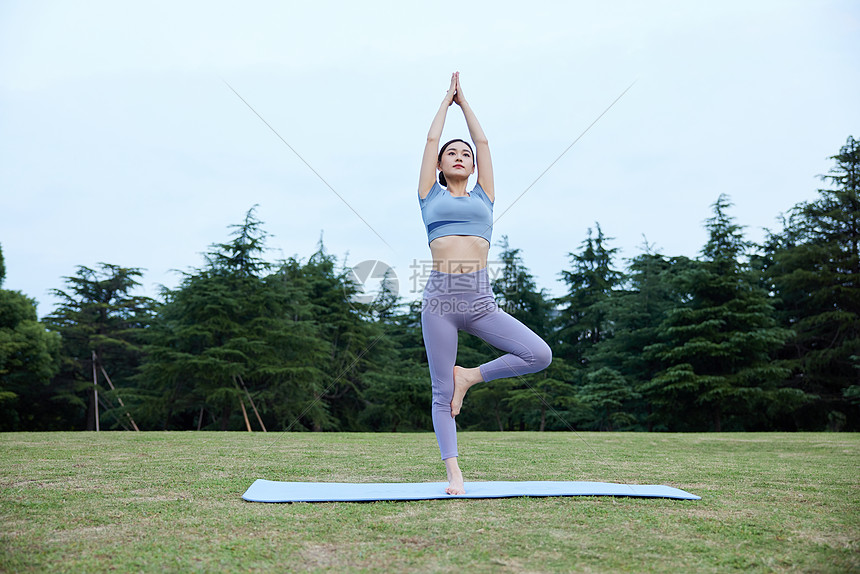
[86,392,95,431]
[220,404,231,431]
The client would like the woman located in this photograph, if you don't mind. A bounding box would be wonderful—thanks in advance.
[418,72,553,495]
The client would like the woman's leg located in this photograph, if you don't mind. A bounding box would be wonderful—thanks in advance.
[450,296,553,417]
[420,297,461,461]
[465,298,553,382]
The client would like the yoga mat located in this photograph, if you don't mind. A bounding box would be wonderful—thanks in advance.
[242,479,700,502]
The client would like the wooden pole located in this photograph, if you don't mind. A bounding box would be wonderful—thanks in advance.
[99,365,140,431]
[233,376,255,432]
[197,407,205,431]
[91,351,100,432]
[238,395,252,432]
[237,374,267,432]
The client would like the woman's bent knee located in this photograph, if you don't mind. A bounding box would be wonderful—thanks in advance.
[532,340,552,371]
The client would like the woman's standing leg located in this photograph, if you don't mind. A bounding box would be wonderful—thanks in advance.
[421,296,461,461]
[421,295,469,494]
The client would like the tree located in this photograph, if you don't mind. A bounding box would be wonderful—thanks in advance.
[0,244,62,430]
[43,263,155,430]
[643,195,800,431]
[139,208,334,431]
[285,238,393,431]
[576,367,641,431]
[554,224,625,367]
[760,136,860,429]
[585,245,678,430]
[352,263,433,432]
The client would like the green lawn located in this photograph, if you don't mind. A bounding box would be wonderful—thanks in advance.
[1,432,857,573]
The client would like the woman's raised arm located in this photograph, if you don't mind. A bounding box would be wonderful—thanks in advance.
[454,74,494,202]
[419,73,457,198]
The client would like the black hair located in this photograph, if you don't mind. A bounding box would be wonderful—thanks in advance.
[437,138,474,187]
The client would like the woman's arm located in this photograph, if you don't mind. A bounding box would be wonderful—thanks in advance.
[419,74,457,198]
[454,75,494,202]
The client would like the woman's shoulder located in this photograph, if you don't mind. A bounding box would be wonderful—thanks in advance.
[419,180,443,203]
[471,182,494,204]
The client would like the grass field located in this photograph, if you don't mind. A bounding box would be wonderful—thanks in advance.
[1,431,857,573]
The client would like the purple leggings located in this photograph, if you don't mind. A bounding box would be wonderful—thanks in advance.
[420,267,553,460]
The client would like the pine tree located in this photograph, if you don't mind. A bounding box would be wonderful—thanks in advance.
[585,245,678,430]
[760,136,860,429]
[287,238,394,431]
[576,367,641,431]
[352,263,432,432]
[555,224,625,367]
[643,195,799,431]
[139,208,333,431]
[43,263,155,430]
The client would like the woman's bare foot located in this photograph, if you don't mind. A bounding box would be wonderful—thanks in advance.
[451,366,483,417]
[444,457,465,495]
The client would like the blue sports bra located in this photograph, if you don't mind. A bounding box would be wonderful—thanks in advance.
[418,181,494,245]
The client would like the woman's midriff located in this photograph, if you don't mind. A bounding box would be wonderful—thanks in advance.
[429,235,490,273]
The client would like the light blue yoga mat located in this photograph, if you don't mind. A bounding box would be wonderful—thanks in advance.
[242,479,700,502]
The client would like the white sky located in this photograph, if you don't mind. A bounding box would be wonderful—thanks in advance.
[1,0,858,317]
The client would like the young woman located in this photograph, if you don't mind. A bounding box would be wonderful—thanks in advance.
[418,72,553,494]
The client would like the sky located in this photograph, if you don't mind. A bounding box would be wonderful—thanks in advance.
[1,0,858,317]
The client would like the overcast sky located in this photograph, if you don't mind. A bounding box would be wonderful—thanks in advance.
[1,0,858,317]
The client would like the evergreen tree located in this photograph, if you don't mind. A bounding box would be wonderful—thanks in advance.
[353,263,432,432]
[367,265,400,324]
[760,136,860,429]
[576,367,641,431]
[582,243,689,430]
[287,239,392,431]
[586,246,679,430]
[43,263,155,430]
[357,300,432,432]
[555,224,625,367]
[139,208,333,431]
[0,244,62,430]
[643,195,799,431]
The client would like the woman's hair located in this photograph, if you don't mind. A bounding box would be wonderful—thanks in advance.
[437,138,474,187]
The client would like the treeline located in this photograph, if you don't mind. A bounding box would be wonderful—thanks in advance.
[1,137,858,432]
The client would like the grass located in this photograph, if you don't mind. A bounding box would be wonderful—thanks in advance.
[1,431,857,573]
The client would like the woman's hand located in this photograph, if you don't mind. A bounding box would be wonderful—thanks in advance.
[452,72,466,106]
[421,73,458,196]
[452,72,493,201]
[443,72,457,107]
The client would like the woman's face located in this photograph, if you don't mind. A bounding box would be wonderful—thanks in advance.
[438,142,475,180]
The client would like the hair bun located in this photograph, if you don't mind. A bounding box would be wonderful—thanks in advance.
[438,172,448,187]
